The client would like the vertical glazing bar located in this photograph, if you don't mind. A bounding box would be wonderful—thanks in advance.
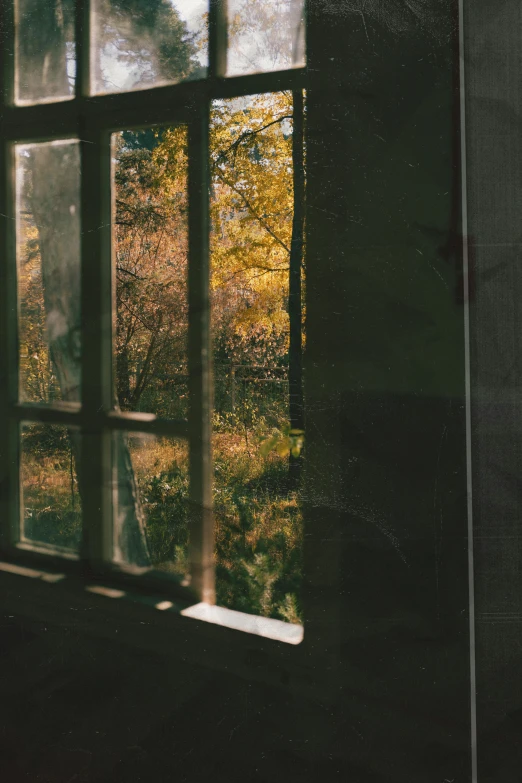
[188,106,215,604]
[0,1,20,553]
[76,1,113,566]
[75,0,90,98]
[209,0,228,79]
[79,121,113,566]
[0,0,15,107]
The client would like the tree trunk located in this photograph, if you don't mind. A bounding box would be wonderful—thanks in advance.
[288,89,305,487]
[116,334,132,409]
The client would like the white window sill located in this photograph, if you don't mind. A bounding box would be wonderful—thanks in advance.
[181,602,303,645]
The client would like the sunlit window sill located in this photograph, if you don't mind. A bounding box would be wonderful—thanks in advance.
[181,602,303,645]
[0,560,303,646]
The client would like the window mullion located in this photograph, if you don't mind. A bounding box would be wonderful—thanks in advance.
[75,0,90,99]
[0,3,20,553]
[79,125,113,566]
[209,0,228,80]
[0,140,20,553]
[187,104,214,604]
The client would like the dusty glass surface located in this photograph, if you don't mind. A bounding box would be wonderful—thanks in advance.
[20,422,82,552]
[112,127,189,419]
[91,0,207,94]
[227,0,305,77]
[15,0,76,104]
[16,140,81,404]
[112,431,189,575]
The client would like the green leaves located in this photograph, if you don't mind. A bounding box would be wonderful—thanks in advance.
[259,423,304,459]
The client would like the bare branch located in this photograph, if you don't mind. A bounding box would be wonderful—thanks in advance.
[117,266,146,281]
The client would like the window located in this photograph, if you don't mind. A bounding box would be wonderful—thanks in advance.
[0,0,306,644]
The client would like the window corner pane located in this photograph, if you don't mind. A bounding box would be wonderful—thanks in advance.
[15,0,76,105]
[227,0,305,77]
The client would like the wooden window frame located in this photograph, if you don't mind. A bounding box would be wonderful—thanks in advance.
[0,0,307,639]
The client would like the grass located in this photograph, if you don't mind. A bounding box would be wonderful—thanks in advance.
[20,417,303,624]
[212,431,303,623]
[21,423,82,551]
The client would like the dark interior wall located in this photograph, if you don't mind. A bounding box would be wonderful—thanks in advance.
[464,2,522,778]
[0,3,484,782]
[304,1,471,781]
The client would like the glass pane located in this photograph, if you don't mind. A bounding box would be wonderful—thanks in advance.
[210,93,304,623]
[21,423,82,552]
[112,127,188,419]
[227,0,305,77]
[91,0,207,94]
[15,0,76,104]
[16,141,81,404]
[112,432,189,574]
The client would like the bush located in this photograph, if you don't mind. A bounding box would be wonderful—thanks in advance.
[141,464,189,569]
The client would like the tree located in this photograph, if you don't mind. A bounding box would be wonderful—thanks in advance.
[208,92,295,377]
[120,90,305,430]
[114,128,189,416]
[200,91,305,478]
[115,87,306,487]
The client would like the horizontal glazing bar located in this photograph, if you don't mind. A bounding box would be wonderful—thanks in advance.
[2,101,81,141]
[12,404,188,438]
[13,403,81,425]
[213,67,306,98]
[104,411,189,439]
[1,68,306,140]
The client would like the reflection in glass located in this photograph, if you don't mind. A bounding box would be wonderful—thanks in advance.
[91,0,207,94]
[113,127,189,419]
[227,0,305,76]
[113,432,189,575]
[15,0,76,104]
[16,141,81,404]
[21,423,82,552]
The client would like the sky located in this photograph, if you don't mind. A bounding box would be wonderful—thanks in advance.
[172,0,208,34]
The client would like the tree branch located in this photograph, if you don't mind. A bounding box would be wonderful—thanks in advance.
[215,170,291,254]
[215,114,293,165]
[117,266,147,281]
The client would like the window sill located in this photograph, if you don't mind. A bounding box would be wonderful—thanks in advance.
[0,560,303,646]
[0,559,315,694]
[180,602,303,645]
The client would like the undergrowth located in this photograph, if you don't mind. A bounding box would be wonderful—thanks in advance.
[21,418,303,624]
